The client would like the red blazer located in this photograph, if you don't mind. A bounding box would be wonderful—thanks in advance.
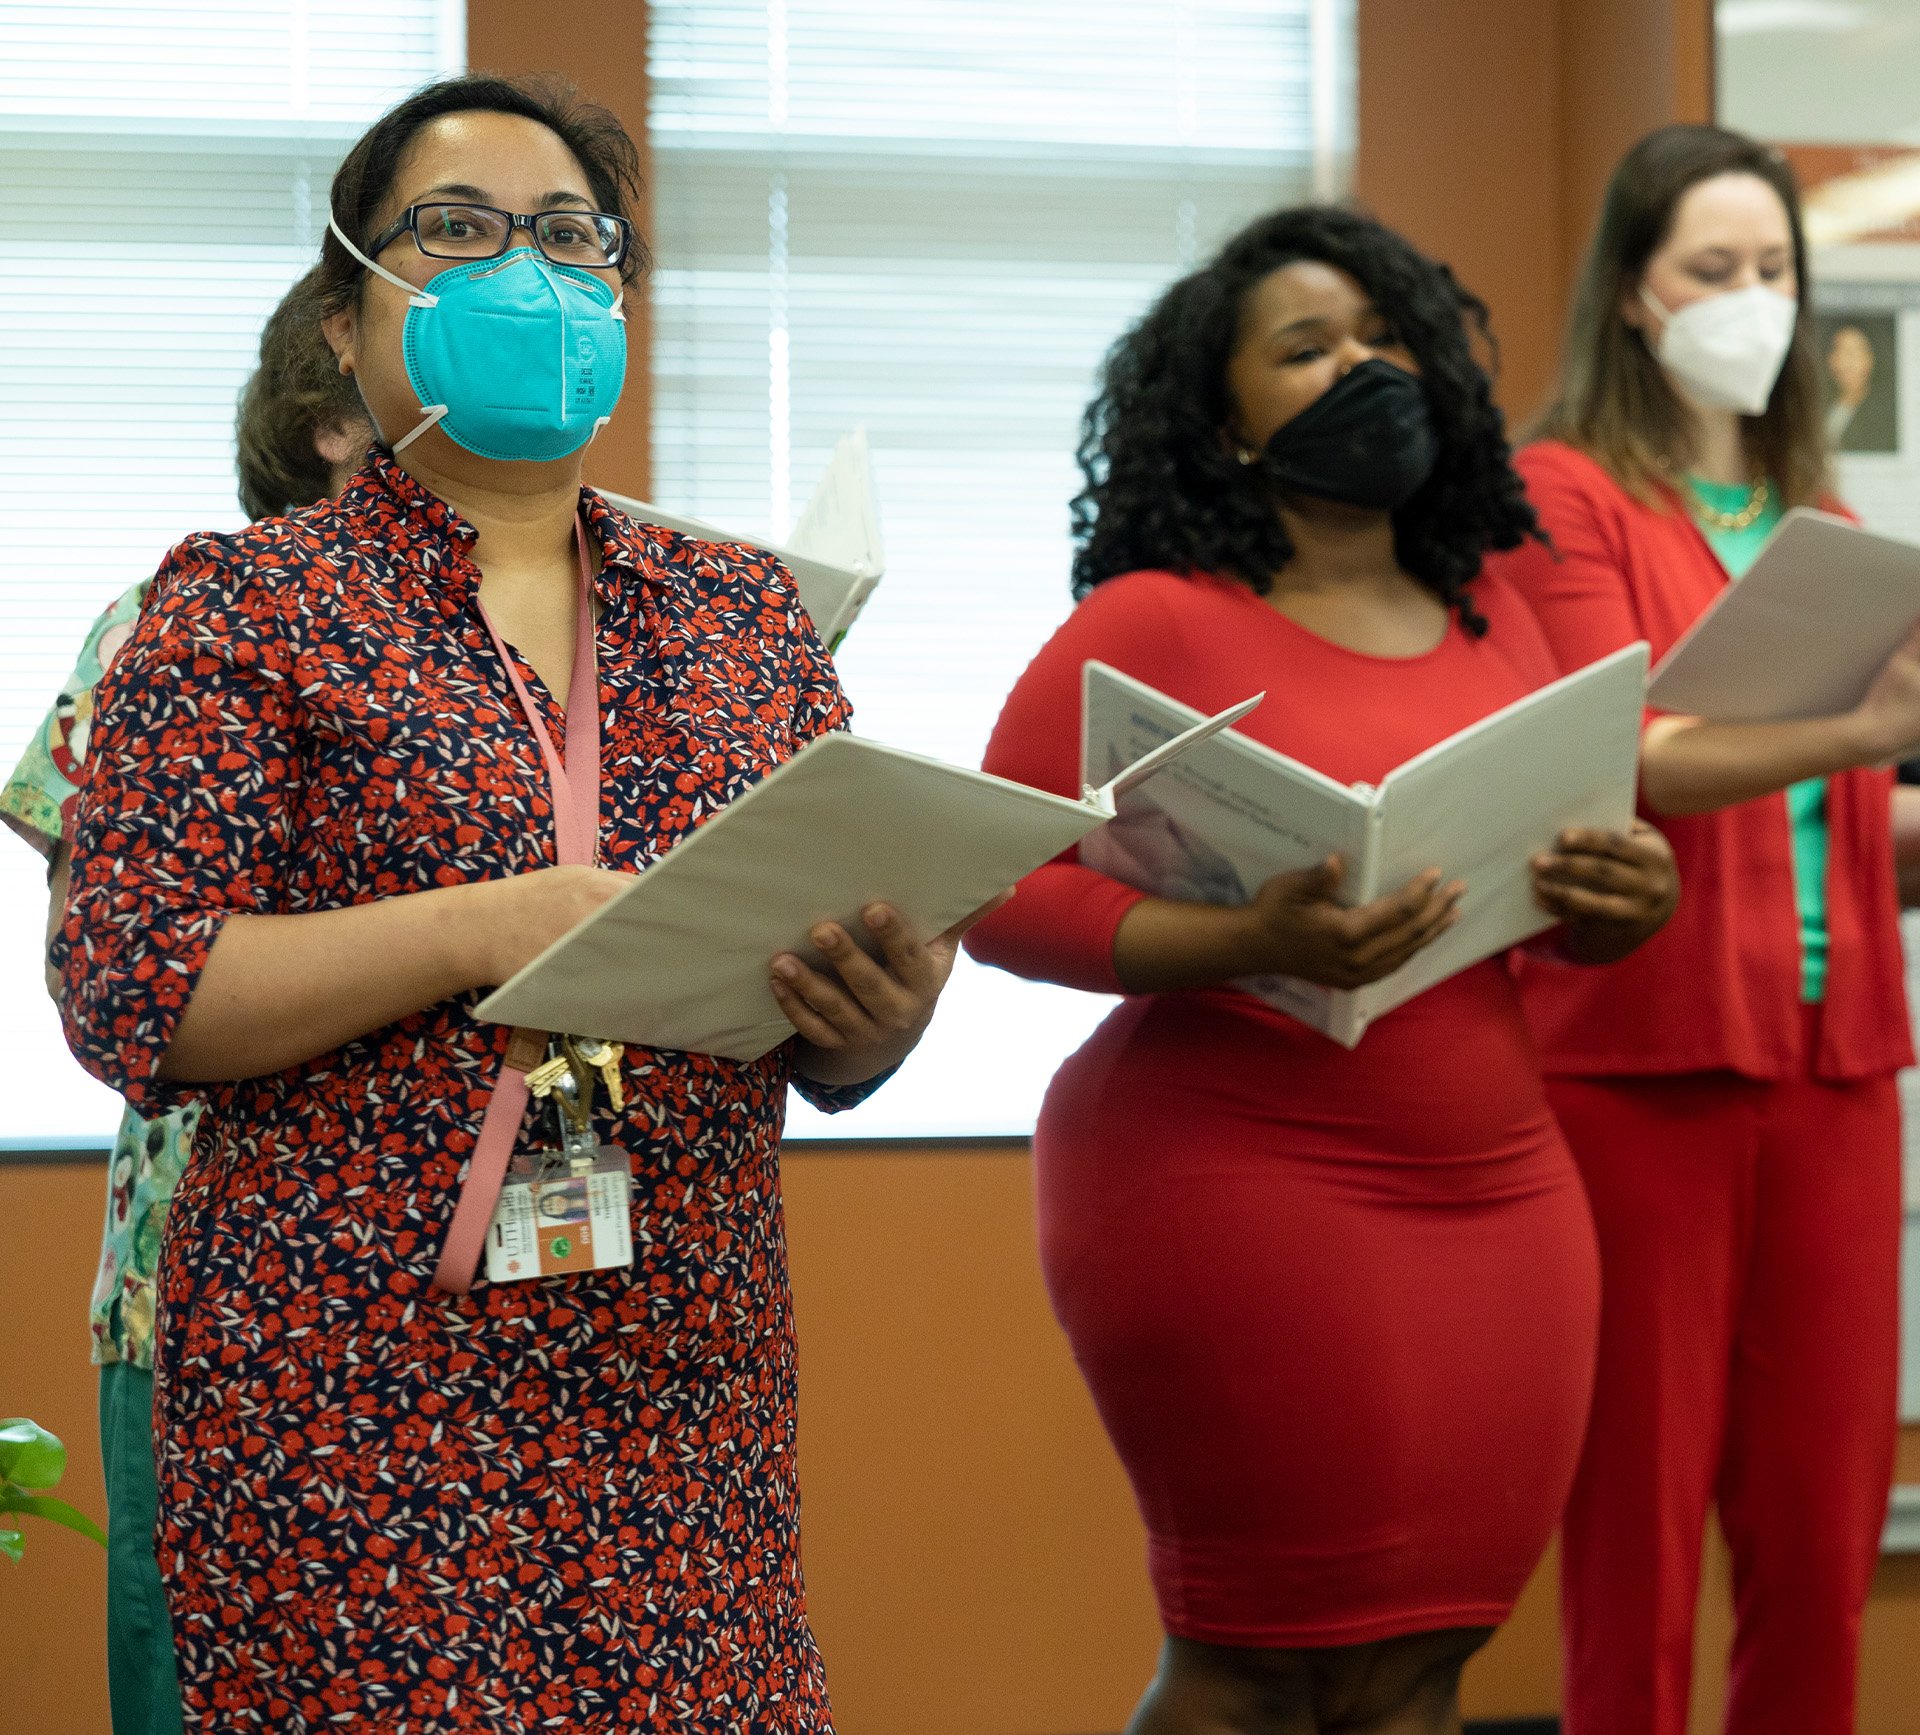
[1486,440,1910,1080]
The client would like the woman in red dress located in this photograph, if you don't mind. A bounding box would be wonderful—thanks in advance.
[1489,126,1917,1735]
[56,76,978,1734]
[966,206,1679,1734]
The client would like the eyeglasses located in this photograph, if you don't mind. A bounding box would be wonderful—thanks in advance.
[365,203,634,272]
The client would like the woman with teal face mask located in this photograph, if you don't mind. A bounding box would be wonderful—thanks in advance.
[324,192,629,463]
[53,74,982,1734]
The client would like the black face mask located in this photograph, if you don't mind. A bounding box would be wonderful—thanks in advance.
[1257,357,1439,512]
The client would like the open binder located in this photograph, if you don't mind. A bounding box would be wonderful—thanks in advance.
[1647,509,1920,722]
[477,692,1261,1062]
[601,429,884,649]
[1078,646,1649,1047]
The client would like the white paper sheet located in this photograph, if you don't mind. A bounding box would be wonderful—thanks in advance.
[477,693,1260,1062]
[1077,645,1649,1046]
[601,430,884,649]
[1647,508,1920,722]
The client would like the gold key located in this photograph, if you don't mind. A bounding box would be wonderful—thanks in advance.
[524,1053,574,1098]
[573,1038,626,1114]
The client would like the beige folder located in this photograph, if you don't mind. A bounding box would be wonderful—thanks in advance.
[1081,646,1648,1047]
[1647,508,1920,722]
[477,692,1261,1061]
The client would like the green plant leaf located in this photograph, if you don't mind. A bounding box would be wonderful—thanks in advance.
[0,1493,106,1548]
[0,1527,21,1564]
[0,1419,68,1491]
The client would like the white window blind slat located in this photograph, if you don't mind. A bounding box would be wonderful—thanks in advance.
[651,0,1354,1139]
[2,0,445,121]
[0,2,461,1149]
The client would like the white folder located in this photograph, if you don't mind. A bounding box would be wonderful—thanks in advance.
[476,693,1261,1061]
[602,429,884,648]
[1078,646,1648,1046]
[1647,508,1920,722]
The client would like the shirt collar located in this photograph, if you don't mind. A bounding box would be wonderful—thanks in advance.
[338,450,667,614]
[339,446,480,559]
[580,485,673,609]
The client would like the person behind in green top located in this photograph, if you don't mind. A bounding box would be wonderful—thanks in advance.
[0,264,372,1735]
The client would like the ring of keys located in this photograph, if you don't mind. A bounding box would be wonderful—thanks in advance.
[524,1036,627,1167]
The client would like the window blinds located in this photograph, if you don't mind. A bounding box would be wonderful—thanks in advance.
[648,1,1353,1137]
[0,0,462,1149]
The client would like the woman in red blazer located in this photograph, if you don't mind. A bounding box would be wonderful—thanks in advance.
[1489,125,1920,1735]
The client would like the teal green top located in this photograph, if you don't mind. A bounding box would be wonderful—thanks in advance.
[1689,476,1828,1002]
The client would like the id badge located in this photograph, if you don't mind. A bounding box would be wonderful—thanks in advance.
[486,1146,633,1283]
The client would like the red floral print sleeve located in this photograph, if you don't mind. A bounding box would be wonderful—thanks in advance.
[56,538,303,1110]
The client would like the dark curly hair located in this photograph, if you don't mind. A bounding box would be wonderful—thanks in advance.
[1070,205,1539,635]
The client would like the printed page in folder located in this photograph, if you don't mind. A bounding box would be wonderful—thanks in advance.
[1078,645,1648,1046]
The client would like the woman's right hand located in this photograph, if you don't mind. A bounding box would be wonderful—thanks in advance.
[1236,856,1463,989]
[465,865,636,986]
[1848,622,1920,763]
[156,864,640,1085]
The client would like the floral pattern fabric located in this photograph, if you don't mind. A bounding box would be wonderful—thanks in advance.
[55,449,883,1733]
[1,578,200,1369]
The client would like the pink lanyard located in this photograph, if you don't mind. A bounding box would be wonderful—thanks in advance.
[432,519,602,1295]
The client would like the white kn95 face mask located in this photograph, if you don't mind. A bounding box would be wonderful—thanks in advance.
[1640,282,1799,417]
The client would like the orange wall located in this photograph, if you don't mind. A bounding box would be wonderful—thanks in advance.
[0,1163,114,1735]
[467,0,650,496]
[1355,0,1714,429]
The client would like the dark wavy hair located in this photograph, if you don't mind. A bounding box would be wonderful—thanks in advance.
[1070,205,1538,634]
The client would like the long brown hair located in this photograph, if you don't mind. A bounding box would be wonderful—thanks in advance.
[1535,123,1829,507]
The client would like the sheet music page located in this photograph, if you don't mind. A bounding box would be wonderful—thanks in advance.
[477,691,1251,1062]
[1077,661,1375,1043]
[480,733,1101,1061]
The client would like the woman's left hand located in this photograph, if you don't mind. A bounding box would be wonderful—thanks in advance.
[1530,820,1679,965]
[773,896,1010,1088]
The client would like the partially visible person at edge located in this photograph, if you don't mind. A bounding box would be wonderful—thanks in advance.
[0,265,371,1735]
[1486,123,1919,1735]
[52,73,983,1735]
[965,205,1678,1735]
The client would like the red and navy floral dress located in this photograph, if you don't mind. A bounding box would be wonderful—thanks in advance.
[56,449,883,1734]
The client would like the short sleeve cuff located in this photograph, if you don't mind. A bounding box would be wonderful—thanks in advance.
[790,1058,901,1114]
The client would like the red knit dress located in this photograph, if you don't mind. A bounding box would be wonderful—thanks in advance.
[965,565,1601,1645]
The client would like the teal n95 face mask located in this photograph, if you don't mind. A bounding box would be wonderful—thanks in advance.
[328,215,628,461]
